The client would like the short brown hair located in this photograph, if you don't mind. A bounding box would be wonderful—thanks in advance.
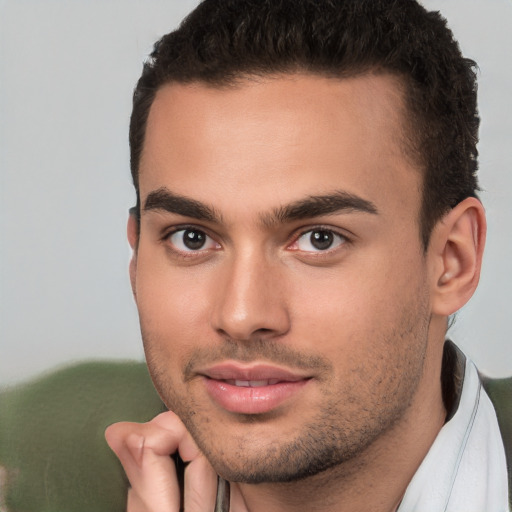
[130,0,479,248]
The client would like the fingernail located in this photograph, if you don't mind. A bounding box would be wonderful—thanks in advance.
[126,433,145,467]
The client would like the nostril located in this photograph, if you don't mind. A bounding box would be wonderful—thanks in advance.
[211,271,291,340]
[255,328,273,335]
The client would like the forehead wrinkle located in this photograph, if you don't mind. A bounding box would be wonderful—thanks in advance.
[259,191,379,228]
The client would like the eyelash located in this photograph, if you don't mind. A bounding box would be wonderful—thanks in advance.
[162,225,220,256]
[161,224,351,257]
[288,226,350,254]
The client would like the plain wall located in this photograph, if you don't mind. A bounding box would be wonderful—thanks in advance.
[1,0,511,386]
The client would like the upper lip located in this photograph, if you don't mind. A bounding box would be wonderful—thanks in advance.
[199,362,311,382]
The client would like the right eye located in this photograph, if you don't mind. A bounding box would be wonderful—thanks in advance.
[167,228,220,252]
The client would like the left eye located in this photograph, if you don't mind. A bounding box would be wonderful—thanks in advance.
[294,229,346,252]
[168,228,219,252]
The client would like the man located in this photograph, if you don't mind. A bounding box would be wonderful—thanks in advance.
[105,0,510,510]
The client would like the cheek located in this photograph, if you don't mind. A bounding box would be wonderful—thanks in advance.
[137,247,209,317]
[134,255,214,368]
[135,268,208,408]
[287,250,428,358]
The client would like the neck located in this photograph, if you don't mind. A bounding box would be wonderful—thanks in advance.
[235,332,448,512]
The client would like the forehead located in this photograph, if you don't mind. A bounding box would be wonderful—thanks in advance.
[139,73,421,223]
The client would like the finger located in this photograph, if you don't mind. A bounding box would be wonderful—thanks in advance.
[105,411,186,457]
[105,411,188,511]
[183,454,218,512]
[152,412,201,461]
[126,487,151,512]
[106,425,180,511]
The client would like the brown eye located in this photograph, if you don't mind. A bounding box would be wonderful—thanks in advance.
[183,229,206,249]
[168,228,219,252]
[310,230,334,250]
[295,229,346,252]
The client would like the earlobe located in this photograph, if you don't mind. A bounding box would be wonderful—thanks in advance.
[430,197,486,316]
[127,214,139,300]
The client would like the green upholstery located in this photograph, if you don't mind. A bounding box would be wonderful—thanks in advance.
[0,362,165,512]
[0,362,510,510]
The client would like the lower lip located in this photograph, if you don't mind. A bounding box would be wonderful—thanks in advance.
[203,378,309,415]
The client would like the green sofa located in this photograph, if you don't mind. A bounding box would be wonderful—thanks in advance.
[0,362,165,511]
[0,362,510,511]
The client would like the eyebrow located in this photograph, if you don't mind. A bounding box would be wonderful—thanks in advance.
[142,187,378,226]
[262,191,378,226]
[143,187,222,223]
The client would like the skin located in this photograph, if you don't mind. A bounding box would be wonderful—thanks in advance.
[106,73,486,512]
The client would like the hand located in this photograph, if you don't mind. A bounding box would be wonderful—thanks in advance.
[105,411,222,511]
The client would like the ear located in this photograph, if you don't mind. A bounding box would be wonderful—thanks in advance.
[127,213,139,300]
[429,197,486,316]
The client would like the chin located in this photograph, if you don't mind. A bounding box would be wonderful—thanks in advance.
[183,412,381,485]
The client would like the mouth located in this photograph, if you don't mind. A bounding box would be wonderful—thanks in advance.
[223,378,284,387]
[199,362,312,415]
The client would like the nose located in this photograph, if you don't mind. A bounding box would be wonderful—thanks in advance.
[211,249,291,341]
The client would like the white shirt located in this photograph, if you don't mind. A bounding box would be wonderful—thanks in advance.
[398,357,509,511]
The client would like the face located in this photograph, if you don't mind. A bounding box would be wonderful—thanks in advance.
[131,73,435,483]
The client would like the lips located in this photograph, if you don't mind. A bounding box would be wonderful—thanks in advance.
[200,363,311,415]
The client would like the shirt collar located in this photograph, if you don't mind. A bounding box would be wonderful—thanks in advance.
[398,344,509,511]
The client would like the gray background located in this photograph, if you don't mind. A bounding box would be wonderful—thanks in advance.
[1,0,511,386]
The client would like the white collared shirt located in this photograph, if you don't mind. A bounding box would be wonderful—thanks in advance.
[398,357,509,511]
